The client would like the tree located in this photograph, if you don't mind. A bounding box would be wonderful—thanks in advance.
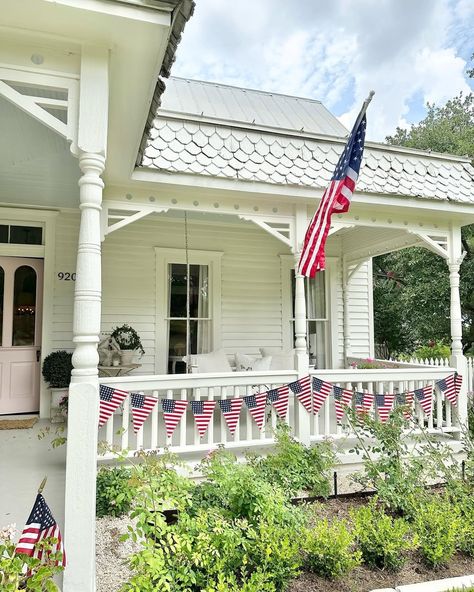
[374,89,474,357]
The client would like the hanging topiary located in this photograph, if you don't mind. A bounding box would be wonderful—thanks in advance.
[110,324,145,356]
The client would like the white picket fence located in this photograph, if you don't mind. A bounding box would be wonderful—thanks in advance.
[98,365,461,462]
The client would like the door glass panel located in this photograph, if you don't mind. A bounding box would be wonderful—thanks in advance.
[0,267,4,346]
[10,226,42,245]
[0,226,8,243]
[12,266,37,346]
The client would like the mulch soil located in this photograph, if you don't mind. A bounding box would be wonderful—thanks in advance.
[288,496,474,592]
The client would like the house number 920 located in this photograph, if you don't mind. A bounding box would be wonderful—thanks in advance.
[57,272,76,281]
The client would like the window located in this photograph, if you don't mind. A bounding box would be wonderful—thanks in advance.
[155,248,222,374]
[0,224,43,245]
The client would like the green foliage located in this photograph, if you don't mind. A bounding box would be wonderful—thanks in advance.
[248,423,336,497]
[413,341,451,360]
[351,500,414,570]
[414,496,461,567]
[96,466,134,518]
[110,324,145,355]
[303,516,361,578]
[0,525,63,591]
[41,350,72,388]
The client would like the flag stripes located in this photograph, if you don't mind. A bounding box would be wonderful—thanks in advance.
[191,400,216,437]
[99,385,128,427]
[130,392,158,433]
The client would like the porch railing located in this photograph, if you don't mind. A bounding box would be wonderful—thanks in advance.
[98,365,460,462]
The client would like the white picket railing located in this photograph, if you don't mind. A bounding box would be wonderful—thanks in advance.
[98,365,460,462]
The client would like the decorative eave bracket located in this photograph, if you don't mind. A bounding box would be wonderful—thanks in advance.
[238,215,294,250]
[407,231,450,260]
[101,201,169,241]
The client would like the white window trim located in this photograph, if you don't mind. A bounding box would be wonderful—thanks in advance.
[154,247,223,374]
[279,254,337,368]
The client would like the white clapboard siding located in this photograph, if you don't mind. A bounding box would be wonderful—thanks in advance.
[346,261,372,359]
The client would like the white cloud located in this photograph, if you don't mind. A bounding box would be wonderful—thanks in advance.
[174,0,473,140]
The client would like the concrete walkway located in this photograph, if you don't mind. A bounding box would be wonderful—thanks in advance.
[0,418,66,538]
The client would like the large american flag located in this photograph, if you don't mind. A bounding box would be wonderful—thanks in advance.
[298,107,367,277]
[162,398,188,438]
[218,398,243,435]
[130,392,158,433]
[15,494,66,567]
[99,384,128,427]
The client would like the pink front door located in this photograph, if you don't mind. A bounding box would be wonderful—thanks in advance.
[0,257,43,415]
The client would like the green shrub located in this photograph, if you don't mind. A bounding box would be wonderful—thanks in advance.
[413,341,451,360]
[96,466,134,518]
[41,350,72,388]
[203,571,276,592]
[303,517,361,578]
[414,496,461,567]
[351,499,414,570]
[249,423,335,497]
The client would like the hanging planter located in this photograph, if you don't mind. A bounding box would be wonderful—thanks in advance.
[110,324,145,365]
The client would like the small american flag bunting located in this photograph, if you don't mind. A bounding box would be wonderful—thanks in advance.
[15,494,66,567]
[396,392,414,420]
[455,372,463,397]
[161,398,188,438]
[191,400,216,438]
[99,384,128,427]
[218,398,243,435]
[312,376,333,415]
[333,385,353,421]
[436,374,457,406]
[412,385,433,416]
[130,392,158,433]
[355,391,374,416]
[375,394,395,423]
[244,392,267,429]
[289,376,312,413]
[266,385,289,421]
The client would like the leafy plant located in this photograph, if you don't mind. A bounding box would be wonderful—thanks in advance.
[303,516,361,578]
[351,499,414,570]
[349,358,391,369]
[414,496,461,567]
[110,324,145,355]
[41,350,72,388]
[248,423,335,497]
[412,341,451,360]
[0,524,64,591]
[96,466,135,518]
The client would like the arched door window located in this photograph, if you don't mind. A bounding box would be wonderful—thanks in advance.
[13,266,37,346]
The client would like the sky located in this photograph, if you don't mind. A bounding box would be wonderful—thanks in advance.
[173,0,474,141]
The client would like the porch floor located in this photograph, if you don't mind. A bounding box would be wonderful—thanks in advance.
[0,419,66,535]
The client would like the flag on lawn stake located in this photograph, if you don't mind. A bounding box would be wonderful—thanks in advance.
[333,385,353,421]
[436,373,457,406]
[98,384,128,427]
[396,392,414,420]
[312,376,333,415]
[191,400,216,437]
[130,392,158,433]
[289,376,312,413]
[413,385,433,415]
[244,392,267,429]
[15,493,66,567]
[266,385,290,420]
[298,93,372,277]
[161,398,188,438]
[375,394,395,423]
[218,398,243,435]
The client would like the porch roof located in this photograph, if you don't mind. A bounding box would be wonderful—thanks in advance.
[139,78,474,205]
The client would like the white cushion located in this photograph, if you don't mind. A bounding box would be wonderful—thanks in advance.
[190,349,233,373]
[234,353,272,372]
[260,348,295,370]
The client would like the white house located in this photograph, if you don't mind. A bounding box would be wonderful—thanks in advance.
[1,1,473,590]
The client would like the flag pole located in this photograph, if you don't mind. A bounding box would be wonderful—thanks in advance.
[38,476,47,494]
[355,90,375,127]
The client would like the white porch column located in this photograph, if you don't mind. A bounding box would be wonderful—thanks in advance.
[63,153,104,592]
[447,226,468,428]
[342,258,352,364]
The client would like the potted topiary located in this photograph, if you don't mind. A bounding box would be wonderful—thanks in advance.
[110,324,145,365]
[42,350,73,422]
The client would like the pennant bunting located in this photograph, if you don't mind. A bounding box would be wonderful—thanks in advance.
[354,391,365,415]
[266,385,289,420]
[99,384,128,427]
[191,400,216,437]
[436,374,457,406]
[375,394,395,423]
[413,385,433,416]
[162,398,188,438]
[333,385,353,421]
[396,392,414,420]
[289,376,312,413]
[312,376,333,415]
[218,398,243,435]
[455,372,463,397]
[244,392,267,429]
[130,392,158,433]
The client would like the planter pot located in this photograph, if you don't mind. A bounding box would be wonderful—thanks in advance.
[50,387,68,423]
[120,350,135,365]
